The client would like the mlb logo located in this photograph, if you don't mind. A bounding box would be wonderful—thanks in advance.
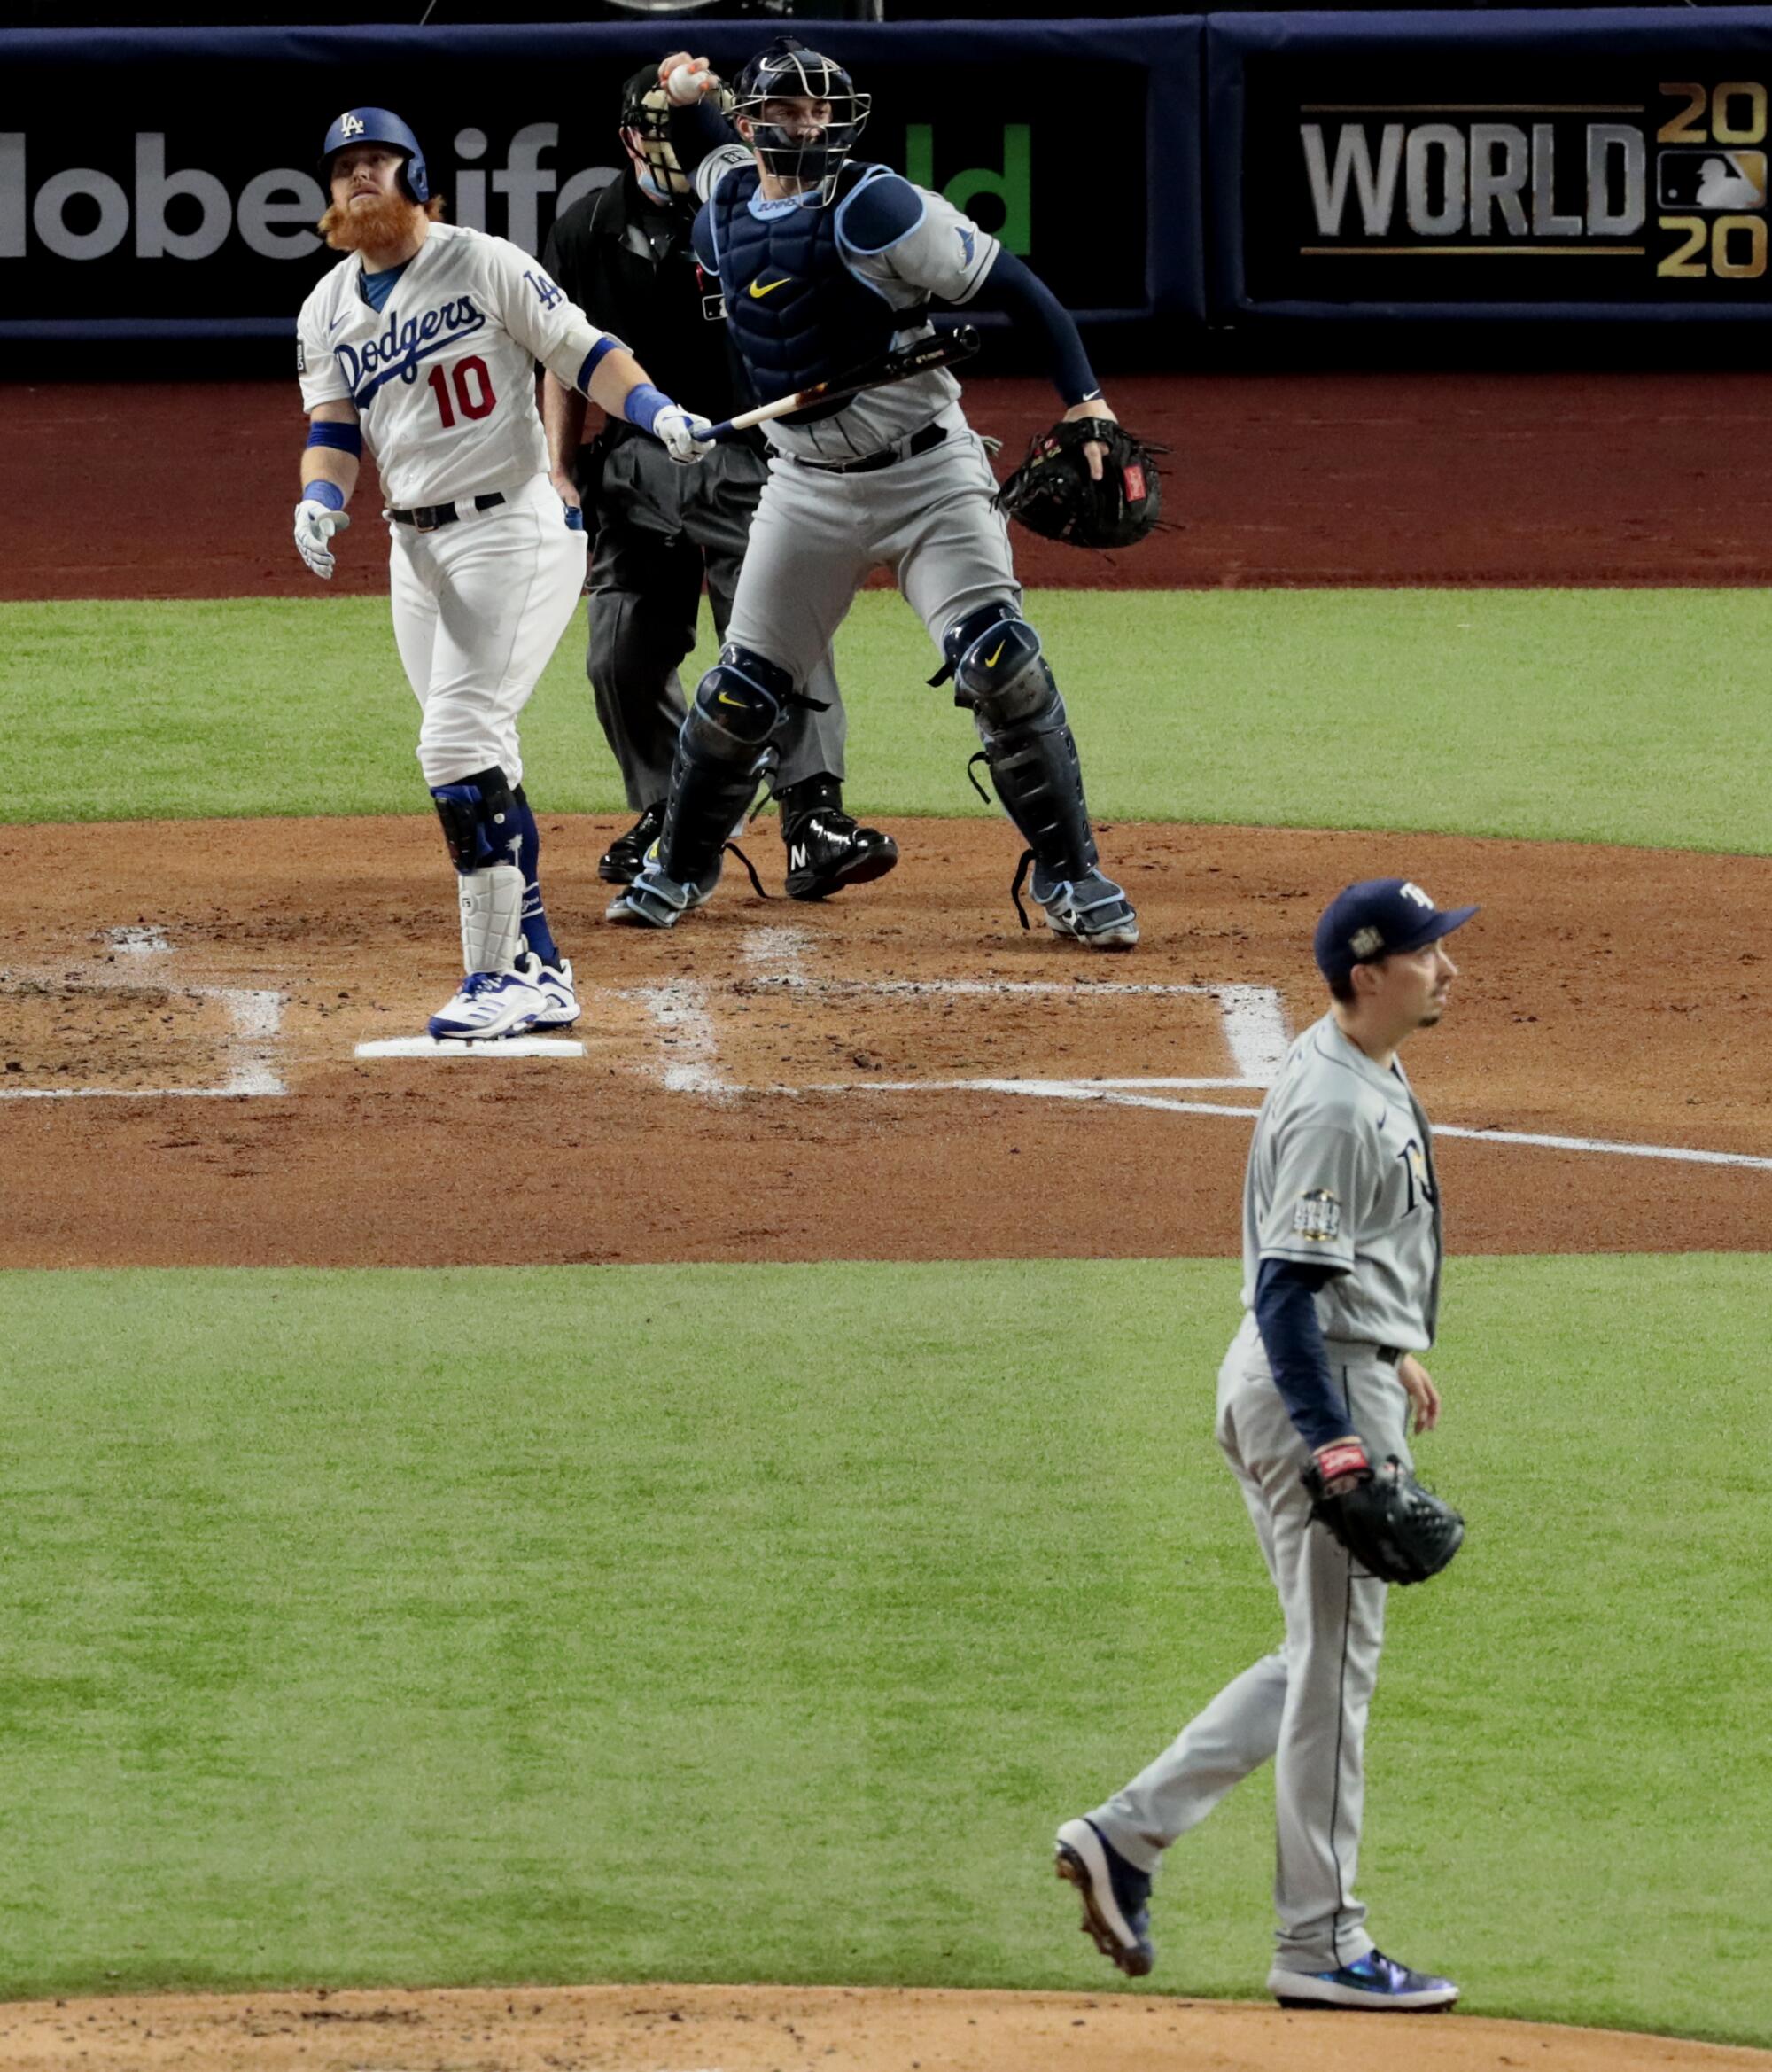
[1657,148,1767,211]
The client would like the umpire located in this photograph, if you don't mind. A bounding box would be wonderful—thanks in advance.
[541,65,896,899]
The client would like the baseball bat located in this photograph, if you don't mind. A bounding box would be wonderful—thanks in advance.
[695,325,981,442]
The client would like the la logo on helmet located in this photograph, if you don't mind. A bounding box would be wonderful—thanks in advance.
[340,113,367,137]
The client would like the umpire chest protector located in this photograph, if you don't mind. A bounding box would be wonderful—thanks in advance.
[702,162,919,412]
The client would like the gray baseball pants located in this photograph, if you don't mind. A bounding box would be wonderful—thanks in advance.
[1088,1313,1413,1973]
[724,415,1020,689]
[586,433,845,807]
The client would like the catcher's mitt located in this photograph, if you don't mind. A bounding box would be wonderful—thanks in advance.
[994,418,1166,549]
[1301,1452,1465,1585]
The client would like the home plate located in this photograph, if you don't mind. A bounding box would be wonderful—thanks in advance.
[355,1036,585,1059]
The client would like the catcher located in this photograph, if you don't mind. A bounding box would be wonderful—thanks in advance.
[606,37,1162,947]
[1057,877,1473,2013]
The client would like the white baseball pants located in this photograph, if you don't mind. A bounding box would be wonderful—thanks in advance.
[388,471,587,790]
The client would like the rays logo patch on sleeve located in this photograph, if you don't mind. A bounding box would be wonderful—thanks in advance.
[1294,1188,1341,1242]
[296,339,307,374]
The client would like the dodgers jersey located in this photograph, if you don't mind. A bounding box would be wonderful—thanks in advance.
[696,167,999,464]
[1240,1012,1443,1351]
[296,222,611,510]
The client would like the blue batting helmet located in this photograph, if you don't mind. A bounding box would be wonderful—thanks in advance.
[318,108,430,204]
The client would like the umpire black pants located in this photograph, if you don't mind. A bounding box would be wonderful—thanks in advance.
[586,432,847,810]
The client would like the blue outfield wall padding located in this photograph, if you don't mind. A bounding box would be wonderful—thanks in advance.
[0,19,1205,343]
[1206,6,1772,321]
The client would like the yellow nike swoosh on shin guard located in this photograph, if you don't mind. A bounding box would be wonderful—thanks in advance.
[985,641,1006,667]
[749,275,794,300]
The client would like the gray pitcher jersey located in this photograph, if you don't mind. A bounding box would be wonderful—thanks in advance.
[1240,1011,1443,1350]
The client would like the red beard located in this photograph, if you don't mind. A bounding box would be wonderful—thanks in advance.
[319,190,425,254]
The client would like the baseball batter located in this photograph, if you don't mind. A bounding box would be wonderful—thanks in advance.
[1057,878,1476,2011]
[293,106,711,1040]
[604,38,1137,946]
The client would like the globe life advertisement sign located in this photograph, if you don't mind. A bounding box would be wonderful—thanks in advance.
[0,28,1170,340]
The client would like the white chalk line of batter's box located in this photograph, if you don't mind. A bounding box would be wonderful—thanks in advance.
[799,1078,1772,1172]
[616,977,1287,1098]
[0,980,286,1100]
[354,1036,587,1059]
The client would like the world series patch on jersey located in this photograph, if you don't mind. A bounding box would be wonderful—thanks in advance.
[1292,1187,1341,1242]
[296,222,610,510]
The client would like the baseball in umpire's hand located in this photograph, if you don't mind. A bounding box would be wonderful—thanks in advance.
[292,497,351,580]
[1062,397,1119,482]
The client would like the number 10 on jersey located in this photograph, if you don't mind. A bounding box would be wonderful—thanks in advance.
[425,355,496,426]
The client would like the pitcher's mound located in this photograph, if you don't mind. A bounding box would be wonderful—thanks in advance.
[3,1982,1765,2071]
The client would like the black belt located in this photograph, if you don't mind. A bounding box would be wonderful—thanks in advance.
[793,423,946,476]
[390,492,506,533]
[1377,1347,1402,1366]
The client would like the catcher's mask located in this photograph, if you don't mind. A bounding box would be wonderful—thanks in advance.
[733,37,870,206]
[318,107,429,205]
[620,63,733,206]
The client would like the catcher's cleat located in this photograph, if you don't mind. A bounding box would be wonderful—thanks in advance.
[428,968,550,1041]
[1030,863,1139,950]
[513,949,580,1030]
[783,808,898,902]
[604,851,715,929]
[1054,1817,1154,1977]
[598,801,667,887]
[1267,1949,1459,2012]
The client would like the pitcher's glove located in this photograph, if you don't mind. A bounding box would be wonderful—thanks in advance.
[994,419,1166,549]
[1301,1438,1465,1585]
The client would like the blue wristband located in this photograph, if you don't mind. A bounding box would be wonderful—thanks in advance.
[303,479,346,512]
[623,382,672,435]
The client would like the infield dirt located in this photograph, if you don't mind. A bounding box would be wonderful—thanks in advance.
[4,814,1769,1267]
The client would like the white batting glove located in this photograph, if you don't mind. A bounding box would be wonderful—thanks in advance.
[293,498,351,580]
[653,406,714,465]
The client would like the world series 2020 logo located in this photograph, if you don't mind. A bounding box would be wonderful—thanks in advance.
[1287,70,1772,293]
[1654,82,1768,282]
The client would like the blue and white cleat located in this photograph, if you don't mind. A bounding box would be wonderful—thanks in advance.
[514,950,580,1030]
[1268,1948,1460,2011]
[428,968,549,1041]
[1055,1816,1154,1977]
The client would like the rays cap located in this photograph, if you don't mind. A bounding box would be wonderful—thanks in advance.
[1313,878,1479,985]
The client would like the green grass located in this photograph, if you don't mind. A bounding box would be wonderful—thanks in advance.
[4,590,1769,851]
[2,1254,1768,2044]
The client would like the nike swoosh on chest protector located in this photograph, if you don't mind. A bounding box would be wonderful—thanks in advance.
[749,275,794,300]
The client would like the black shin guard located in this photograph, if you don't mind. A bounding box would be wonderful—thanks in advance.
[656,647,789,887]
[981,692,1100,881]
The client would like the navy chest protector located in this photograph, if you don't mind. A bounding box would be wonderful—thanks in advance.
[708,163,919,418]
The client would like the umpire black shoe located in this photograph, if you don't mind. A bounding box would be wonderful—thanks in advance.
[598,801,666,886]
[782,808,898,902]
[1055,1817,1154,1977]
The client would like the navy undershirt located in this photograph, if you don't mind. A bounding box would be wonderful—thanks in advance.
[1252,1258,1356,1453]
[360,259,411,313]
[971,248,1100,407]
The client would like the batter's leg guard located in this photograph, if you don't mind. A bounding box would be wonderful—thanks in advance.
[940,604,1138,948]
[431,767,530,972]
[605,643,787,930]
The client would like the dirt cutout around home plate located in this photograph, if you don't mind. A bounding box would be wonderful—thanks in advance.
[3,815,1769,1267]
[0,1982,1766,2072]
